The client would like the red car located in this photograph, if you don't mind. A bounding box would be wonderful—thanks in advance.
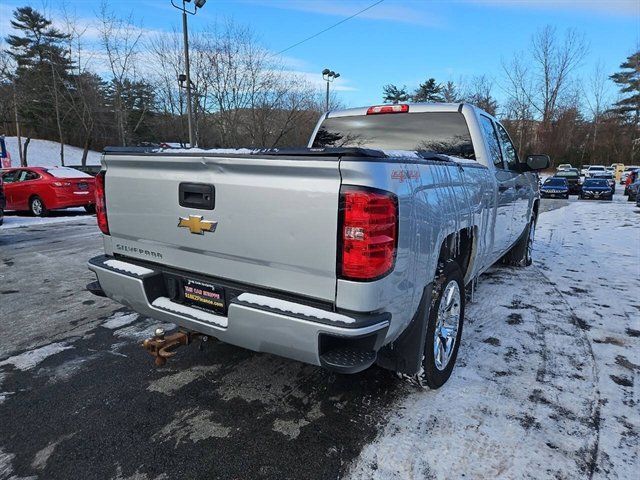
[0,167,96,216]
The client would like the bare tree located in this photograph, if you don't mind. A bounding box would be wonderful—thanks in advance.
[195,21,320,148]
[97,1,143,146]
[532,26,588,127]
[501,26,587,159]
[583,60,610,162]
[462,75,498,115]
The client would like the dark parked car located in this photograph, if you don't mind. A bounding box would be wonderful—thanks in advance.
[541,177,570,199]
[554,169,581,194]
[580,178,613,200]
[624,168,639,196]
[592,172,616,193]
[627,178,640,202]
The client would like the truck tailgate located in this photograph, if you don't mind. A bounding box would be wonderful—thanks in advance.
[103,153,341,302]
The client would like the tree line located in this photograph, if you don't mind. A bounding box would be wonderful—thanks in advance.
[0,5,326,166]
[382,27,639,168]
[0,6,638,168]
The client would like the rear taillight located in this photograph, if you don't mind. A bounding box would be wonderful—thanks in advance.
[338,187,398,281]
[366,104,409,115]
[95,171,109,235]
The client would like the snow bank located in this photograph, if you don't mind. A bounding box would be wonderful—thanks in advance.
[1,209,92,229]
[2,137,101,167]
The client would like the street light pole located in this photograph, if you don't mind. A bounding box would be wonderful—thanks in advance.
[322,68,340,112]
[172,0,207,147]
[181,7,194,147]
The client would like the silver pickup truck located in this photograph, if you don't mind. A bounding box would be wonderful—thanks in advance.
[87,103,548,388]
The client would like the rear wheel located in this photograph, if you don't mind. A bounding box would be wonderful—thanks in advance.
[0,207,3,226]
[416,261,465,389]
[502,217,536,267]
[30,196,48,217]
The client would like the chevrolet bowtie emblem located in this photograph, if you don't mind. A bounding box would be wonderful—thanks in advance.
[178,215,218,235]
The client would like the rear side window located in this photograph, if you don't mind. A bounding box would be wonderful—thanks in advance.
[495,123,518,170]
[479,116,503,169]
[2,171,20,183]
[312,112,475,159]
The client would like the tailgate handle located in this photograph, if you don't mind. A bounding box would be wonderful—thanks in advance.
[179,183,215,210]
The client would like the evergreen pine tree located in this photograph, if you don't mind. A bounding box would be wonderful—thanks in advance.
[413,78,444,103]
[610,51,640,124]
[382,84,410,104]
[5,7,73,142]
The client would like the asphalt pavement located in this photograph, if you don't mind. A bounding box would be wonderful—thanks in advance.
[0,215,406,479]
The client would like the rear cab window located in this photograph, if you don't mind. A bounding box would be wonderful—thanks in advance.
[311,112,476,160]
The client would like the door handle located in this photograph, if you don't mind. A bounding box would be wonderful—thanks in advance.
[179,183,215,210]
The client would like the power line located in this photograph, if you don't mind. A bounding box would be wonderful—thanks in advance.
[275,0,385,56]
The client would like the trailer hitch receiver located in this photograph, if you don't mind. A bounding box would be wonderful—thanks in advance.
[142,328,201,366]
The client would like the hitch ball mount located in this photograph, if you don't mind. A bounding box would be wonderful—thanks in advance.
[142,328,206,366]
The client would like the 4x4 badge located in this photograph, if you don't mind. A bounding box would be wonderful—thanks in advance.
[178,215,218,235]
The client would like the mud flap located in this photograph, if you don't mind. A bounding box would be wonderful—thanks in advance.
[375,283,433,376]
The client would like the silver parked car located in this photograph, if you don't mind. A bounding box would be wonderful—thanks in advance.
[87,103,547,388]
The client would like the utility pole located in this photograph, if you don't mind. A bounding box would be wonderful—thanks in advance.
[182,10,194,147]
[12,84,24,166]
[322,68,340,112]
[172,0,207,147]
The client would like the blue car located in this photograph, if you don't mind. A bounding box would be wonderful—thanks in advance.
[540,177,570,199]
[580,178,613,201]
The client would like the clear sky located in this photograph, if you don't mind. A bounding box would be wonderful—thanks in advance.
[1,0,639,108]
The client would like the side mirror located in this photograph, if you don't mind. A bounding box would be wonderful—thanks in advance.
[525,154,550,171]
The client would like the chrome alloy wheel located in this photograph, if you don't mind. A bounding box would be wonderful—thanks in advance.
[31,198,43,216]
[434,280,461,371]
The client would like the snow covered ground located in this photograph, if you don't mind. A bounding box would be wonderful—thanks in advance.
[2,208,94,229]
[3,137,101,167]
[348,197,639,479]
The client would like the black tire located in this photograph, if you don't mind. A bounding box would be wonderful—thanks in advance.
[0,208,3,226]
[30,196,48,217]
[84,204,96,214]
[628,195,635,202]
[564,194,569,199]
[417,261,465,389]
[502,217,536,267]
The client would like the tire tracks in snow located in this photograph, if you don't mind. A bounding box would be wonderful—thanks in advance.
[533,264,601,479]
[347,264,602,479]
